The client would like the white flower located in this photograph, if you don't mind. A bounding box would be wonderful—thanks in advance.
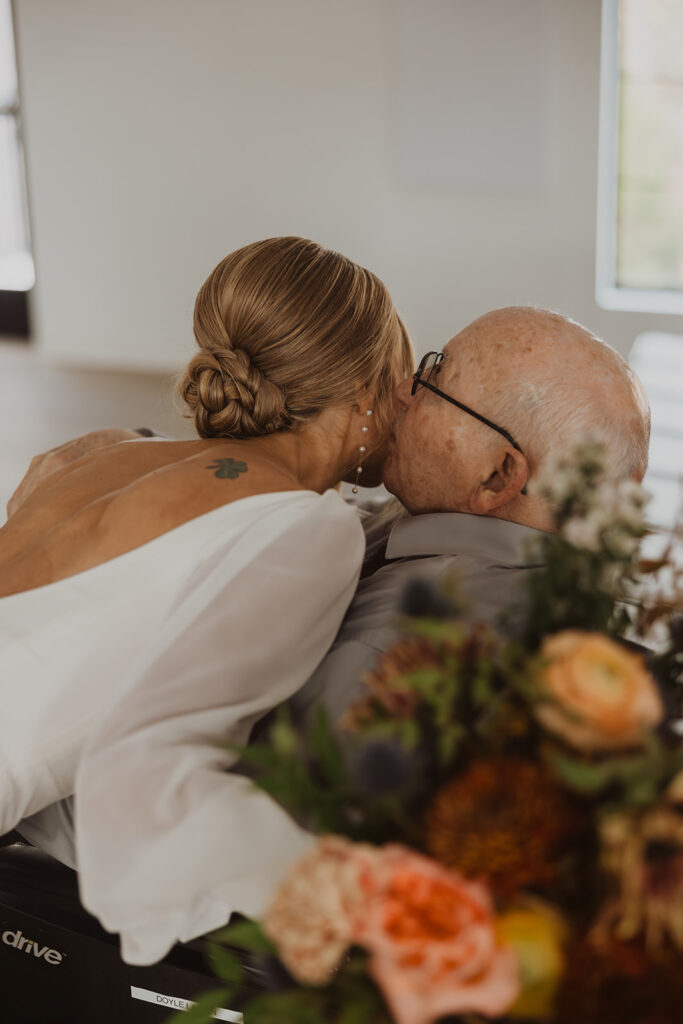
[604,525,641,559]
[598,563,623,594]
[614,479,650,529]
[531,459,583,505]
[532,441,651,570]
[562,515,603,552]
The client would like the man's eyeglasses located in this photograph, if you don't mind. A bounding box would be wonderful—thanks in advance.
[411,351,527,494]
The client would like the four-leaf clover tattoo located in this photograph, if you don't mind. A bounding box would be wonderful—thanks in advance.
[206,458,248,480]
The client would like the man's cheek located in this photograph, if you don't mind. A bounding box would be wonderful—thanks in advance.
[409,409,436,452]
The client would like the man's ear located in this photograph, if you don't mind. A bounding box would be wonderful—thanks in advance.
[470,447,529,514]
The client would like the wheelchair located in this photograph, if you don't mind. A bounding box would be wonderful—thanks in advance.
[0,839,258,1023]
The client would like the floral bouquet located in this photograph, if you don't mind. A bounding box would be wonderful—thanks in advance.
[180,444,683,1024]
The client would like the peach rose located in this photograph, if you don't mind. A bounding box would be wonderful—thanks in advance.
[263,835,375,984]
[535,632,663,752]
[356,846,520,1024]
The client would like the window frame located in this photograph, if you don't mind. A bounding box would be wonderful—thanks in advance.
[596,0,683,315]
[0,0,31,339]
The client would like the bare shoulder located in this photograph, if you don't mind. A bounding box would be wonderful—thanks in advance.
[5,429,153,519]
[0,438,310,598]
[99,440,303,536]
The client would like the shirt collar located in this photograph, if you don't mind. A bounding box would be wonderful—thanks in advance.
[385,512,549,566]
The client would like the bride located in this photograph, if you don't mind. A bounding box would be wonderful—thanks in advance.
[0,235,413,963]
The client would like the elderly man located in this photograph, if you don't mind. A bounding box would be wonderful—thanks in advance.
[289,305,651,726]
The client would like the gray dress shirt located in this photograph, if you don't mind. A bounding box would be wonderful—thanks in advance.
[289,510,547,728]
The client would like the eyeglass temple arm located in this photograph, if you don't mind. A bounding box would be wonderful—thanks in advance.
[415,378,528,496]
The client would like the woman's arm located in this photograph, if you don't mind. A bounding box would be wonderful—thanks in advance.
[74,493,364,965]
[6,428,159,518]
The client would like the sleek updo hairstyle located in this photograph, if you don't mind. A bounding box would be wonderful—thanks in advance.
[177,236,413,439]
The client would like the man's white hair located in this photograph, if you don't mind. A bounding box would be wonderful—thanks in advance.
[472,308,651,481]
[494,366,650,481]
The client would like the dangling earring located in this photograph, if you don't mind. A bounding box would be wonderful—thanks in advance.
[352,410,372,494]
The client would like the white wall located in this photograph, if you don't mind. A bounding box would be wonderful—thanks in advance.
[13,0,683,372]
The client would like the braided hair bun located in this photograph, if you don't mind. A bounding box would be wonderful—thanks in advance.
[177,236,413,440]
[180,345,292,438]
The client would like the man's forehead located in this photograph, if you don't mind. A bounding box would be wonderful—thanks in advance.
[440,337,457,363]
[440,331,497,390]
[441,334,469,371]
[442,327,474,356]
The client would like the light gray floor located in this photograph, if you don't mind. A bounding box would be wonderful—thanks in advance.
[0,340,195,523]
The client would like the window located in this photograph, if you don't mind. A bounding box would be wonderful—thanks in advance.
[629,332,683,530]
[0,0,32,336]
[596,0,683,314]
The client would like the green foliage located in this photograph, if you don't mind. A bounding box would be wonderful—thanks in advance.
[168,949,393,1024]
[244,990,324,1024]
[244,952,393,1024]
[356,620,514,776]
[164,987,232,1024]
[307,704,346,787]
[209,919,275,955]
[236,703,429,844]
[523,536,626,646]
[233,708,354,834]
[207,943,244,986]
[546,735,683,807]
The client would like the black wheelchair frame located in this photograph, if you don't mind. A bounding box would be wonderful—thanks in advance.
[0,842,259,1023]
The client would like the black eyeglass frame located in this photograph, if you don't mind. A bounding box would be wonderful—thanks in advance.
[411,351,528,495]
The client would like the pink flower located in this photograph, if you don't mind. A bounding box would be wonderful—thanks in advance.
[357,846,520,1024]
[263,836,375,984]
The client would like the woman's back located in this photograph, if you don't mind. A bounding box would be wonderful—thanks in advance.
[0,436,301,599]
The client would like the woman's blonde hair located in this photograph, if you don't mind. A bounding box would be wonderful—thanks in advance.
[177,236,413,438]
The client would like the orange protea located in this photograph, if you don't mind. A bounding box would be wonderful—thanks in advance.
[425,758,582,901]
[343,636,445,730]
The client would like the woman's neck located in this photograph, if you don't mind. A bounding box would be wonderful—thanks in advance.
[208,422,350,495]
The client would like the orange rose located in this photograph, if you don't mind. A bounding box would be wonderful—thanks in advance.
[535,632,663,752]
[356,846,520,1024]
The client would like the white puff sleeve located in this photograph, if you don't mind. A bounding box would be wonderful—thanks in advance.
[74,491,364,965]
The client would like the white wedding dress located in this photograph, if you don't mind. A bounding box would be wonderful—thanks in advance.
[0,488,364,963]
